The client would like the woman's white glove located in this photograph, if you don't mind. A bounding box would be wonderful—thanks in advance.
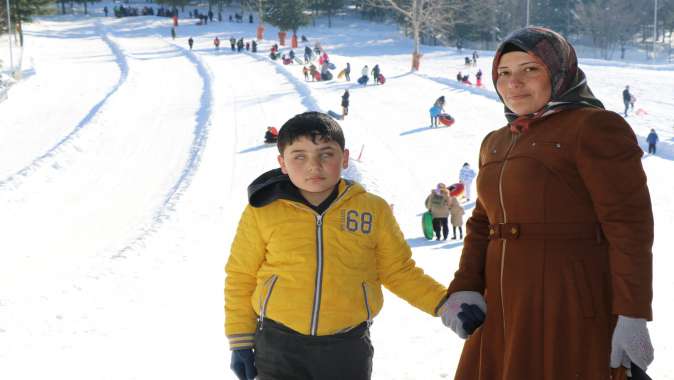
[439,291,486,339]
[610,315,654,371]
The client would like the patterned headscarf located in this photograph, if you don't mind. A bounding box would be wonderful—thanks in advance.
[492,27,604,132]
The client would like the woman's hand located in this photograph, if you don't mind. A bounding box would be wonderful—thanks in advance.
[610,315,654,372]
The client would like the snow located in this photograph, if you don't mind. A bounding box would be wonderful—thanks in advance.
[1,5,673,379]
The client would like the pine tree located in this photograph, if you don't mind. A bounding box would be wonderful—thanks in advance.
[264,0,310,34]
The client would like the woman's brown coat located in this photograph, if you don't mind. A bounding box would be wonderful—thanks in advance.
[447,108,653,380]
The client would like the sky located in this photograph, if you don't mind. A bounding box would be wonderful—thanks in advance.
[0,4,672,379]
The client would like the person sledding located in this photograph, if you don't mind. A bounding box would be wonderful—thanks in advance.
[429,96,446,128]
[475,69,483,87]
[282,54,293,65]
[456,71,463,82]
[264,126,278,144]
[358,65,369,86]
[320,61,333,81]
[461,74,472,85]
[213,36,220,50]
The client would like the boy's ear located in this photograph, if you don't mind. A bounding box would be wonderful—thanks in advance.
[277,154,289,174]
[342,149,350,169]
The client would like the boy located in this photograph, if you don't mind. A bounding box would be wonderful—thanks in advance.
[225,112,448,380]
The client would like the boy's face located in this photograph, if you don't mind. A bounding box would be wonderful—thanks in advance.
[278,136,349,205]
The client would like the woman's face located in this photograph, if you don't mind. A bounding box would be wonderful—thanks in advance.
[496,51,552,116]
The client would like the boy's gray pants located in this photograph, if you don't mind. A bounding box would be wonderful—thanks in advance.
[254,318,373,380]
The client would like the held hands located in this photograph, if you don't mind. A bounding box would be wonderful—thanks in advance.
[439,291,487,339]
[230,349,257,380]
[610,315,654,372]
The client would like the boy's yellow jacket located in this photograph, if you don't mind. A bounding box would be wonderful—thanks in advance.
[225,169,448,350]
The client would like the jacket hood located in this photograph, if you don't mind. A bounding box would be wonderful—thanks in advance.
[492,27,604,128]
[247,168,361,208]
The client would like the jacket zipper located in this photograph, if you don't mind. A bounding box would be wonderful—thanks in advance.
[361,282,372,323]
[308,183,353,336]
[259,274,279,329]
[498,133,519,337]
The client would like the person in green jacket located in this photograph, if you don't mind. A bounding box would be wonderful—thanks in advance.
[226,111,448,380]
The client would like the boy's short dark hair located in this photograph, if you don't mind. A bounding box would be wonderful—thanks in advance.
[277,112,345,154]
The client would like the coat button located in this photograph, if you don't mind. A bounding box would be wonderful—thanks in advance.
[510,227,518,235]
[531,142,536,147]
[489,228,495,236]
[491,149,497,154]
[555,143,561,148]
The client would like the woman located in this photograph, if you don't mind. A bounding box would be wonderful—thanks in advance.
[429,96,446,128]
[425,183,451,241]
[439,27,654,379]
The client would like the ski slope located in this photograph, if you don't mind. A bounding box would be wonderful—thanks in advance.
[1,5,673,379]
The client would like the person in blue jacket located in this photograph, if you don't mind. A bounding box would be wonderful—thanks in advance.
[429,96,445,127]
[646,128,659,154]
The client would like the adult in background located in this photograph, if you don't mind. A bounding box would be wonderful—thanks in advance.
[371,64,381,85]
[458,162,476,201]
[429,96,445,128]
[425,184,451,240]
[622,85,632,117]
[646,128,659,155]
[188,37,194,50]
[439,27,654,379]
[341,89,350,118]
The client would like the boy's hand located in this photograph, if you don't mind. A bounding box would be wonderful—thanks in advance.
[439,291,486,339]
[230,349,257,380]
[610,316,654,372]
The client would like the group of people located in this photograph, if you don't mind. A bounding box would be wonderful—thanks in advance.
[357,64,384,86]
[425,182,466,241]
[424,162,476,241]
[227,26,654,380]
[456,68,482,86]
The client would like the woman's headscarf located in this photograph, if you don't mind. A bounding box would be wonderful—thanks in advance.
[492,27,604,131]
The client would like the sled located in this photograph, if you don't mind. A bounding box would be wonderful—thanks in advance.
[337,69,346,79]
[321,71,333,81]
[357,75,369,85]
[448,182,464,197]
[294,57,304,65]
[377,74,386,84]
[313,71,321,81]
[422,211,434,240]
[327,62,336,70]
[438,114,455,127]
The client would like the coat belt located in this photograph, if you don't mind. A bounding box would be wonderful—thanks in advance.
[488,222,604,243]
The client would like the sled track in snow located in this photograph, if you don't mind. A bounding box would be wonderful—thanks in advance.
[244,51,322,112]
[115,40,213,257]
[0,22,129,191]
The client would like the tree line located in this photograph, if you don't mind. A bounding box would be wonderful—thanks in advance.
[2,0,673,60]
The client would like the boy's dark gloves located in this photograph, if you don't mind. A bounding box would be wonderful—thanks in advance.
[439,291,486,339]
[457,303,486,335]
[230,349,257,380]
